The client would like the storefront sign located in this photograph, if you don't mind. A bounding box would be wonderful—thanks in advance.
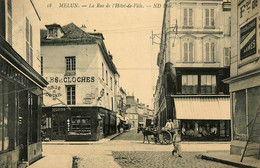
[46,76,95,83]
[240,18,257,59]
[0,57,28,87]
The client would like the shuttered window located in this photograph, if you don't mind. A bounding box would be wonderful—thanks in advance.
[205,42,216,62]
[184,8,193,26]
[205,9,215,27]
[183,42,194,62]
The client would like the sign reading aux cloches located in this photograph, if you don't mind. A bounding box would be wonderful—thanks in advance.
[238,0,260,60]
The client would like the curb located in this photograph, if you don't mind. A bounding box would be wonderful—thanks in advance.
[201,154,257,168]
[42,132,124,145]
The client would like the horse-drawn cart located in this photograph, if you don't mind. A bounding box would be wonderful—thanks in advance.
[138,126,174,145]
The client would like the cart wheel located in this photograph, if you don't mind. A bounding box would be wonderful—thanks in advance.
[162,131,172,144]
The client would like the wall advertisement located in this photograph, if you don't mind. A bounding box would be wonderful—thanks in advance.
[238,0,260,60]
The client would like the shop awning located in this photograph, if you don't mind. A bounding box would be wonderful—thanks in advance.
[174,97,230,120]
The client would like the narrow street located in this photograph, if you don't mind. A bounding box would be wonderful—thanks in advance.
[30,129,235,168]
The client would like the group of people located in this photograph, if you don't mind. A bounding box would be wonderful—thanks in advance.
[181,122,218,138]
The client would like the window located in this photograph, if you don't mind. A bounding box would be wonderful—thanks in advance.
[110,77,112,90]
[184,8,193,27]
[66,85,75,105]
[201,75,216,94]
[205,42,216,62]
[106,70,108,85]
[70,116,91,135]
[182,75,198,94]
[65,57,76,75]
[205,9,215,28]
[26,18,33,66]
[102,63,104,80]
[224,47,231,66]
[183,42,194,62]
[48,28,58,38]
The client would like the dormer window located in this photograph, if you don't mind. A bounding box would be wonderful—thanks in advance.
[45,23,64,39]
[49,28,58,38]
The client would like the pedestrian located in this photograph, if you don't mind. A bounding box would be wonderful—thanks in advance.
[117,122,121,133]
[165,119,174,131]
[172,129,182,158]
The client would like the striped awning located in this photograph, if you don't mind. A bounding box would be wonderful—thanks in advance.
[174,97,230,120]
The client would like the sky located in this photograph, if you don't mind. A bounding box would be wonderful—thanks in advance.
[37,0,165,107]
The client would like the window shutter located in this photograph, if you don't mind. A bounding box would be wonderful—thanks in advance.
[189,9,193,26]
[189,42,193,62]
[184,9,187,26]
[211,42,215,62]
[30,47,33,66]
[184,43,188,62]
[224,47,230,66]
[7,17,12,45]
[206,43,209,62]
[7,0,12,16]
[30,24,33,47]
[205,9,209,26]
[26,18,29,42]
[211,9,215,26]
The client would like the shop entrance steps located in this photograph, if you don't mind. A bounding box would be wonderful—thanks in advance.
[241,104,260,162]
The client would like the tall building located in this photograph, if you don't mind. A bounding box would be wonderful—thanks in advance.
[0,0,48,167]
[40,23,119,141]
[224,0,260,158]
[154,0,231,141]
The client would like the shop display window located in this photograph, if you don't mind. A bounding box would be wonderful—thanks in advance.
[70,116,91,135]
[181,120,230,141]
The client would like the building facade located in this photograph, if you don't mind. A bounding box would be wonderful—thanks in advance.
[125,96,138,128]
[154,0,231,141]
[40,23,119,141]
[224,0,260,157]
[0,0,48,167]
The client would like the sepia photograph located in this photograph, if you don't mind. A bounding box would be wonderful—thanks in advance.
[0,0,260,167]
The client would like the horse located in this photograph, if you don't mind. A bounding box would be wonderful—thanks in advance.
[137,127,159,144]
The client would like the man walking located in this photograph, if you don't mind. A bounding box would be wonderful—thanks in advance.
[172,129,182,158]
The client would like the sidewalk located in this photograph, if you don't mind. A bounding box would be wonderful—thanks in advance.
[201,151,260,168]
[42,132,123,145]
[28,132,124,168]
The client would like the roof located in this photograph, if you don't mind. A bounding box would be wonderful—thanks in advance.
[41,23,97,44]
[174,96,230,120]
[41,23,119,75]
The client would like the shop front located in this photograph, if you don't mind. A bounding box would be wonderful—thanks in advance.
[42,106,117,141]
[174,96,231,141]
[0,37,48,167]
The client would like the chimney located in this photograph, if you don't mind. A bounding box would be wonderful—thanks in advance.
[137,98,139,103]
[81,25,87,29]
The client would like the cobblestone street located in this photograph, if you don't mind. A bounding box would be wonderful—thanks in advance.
[112,151,235,168]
